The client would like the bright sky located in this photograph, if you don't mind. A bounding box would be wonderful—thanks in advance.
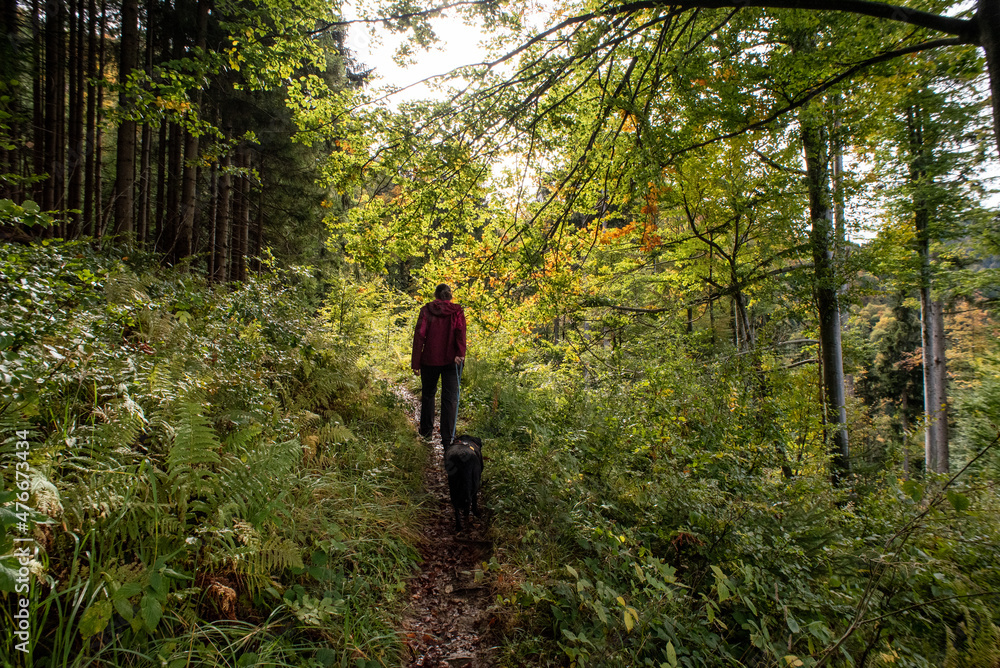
[342,4,492,103]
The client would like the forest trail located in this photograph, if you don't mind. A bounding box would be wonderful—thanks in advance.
[397,388,498,668]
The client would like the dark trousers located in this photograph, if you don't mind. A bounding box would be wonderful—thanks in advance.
[420,364,460,448]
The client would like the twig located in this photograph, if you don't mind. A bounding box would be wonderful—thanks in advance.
[814,432,1000,667]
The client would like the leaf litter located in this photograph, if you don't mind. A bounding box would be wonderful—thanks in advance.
[398,390,498,668]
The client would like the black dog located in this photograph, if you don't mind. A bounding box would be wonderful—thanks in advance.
[444,435,483,532]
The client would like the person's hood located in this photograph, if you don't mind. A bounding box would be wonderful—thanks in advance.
[427,299,462,317]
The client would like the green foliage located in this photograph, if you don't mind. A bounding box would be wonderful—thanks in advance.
[0,199,55,229]
[952,321,1000,475]
[460,334,1000,668]
[0,241,424,666]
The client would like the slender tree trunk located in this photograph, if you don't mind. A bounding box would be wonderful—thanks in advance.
[42,0,60,214]
[66,0,84,236]
[31,0,44,210]
[93,0,106,238]
[708,238,716,346]
[235,150,249,282]
[207,160,218,277]
[175,0,209,262]
[176,125,198,259]
[154,120,167,248]
[252,185,264,270]
[136,1,154,247]
[53,0,66,232]
[82,0,97,235]
[137,123,152,246]
[0,0,18,200]
[213,149,231,282]
[0,0,17,200]
[733,290,754,352]
[112,0,138,237]
[933,301,949,470]
[161,122,181,255]
[918,293,947,472]
[908,104,950,474]
[978,0,1000,160]
[802,113,850,482]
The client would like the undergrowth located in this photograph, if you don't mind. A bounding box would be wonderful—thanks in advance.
[459,329,1000,668]
[0,241,425,667]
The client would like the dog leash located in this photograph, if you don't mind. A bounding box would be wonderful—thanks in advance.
[451,360,463,443]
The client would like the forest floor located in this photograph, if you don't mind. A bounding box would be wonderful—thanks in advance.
[397,389,499,668]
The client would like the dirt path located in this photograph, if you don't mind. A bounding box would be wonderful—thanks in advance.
[398,392,497,668]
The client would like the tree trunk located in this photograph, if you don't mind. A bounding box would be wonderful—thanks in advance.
[135,0,155,247]
[93,0,105,238]
[175,0,209,262]
[137,123,152,245]
[161,122,181,255]
[920,297,949,473]
[234,150,249,282]
[42,0,60,214]
[801,113,850,482]
[30,0,44,212]
[112,0,138,237]
[252,185,264,270]
[933,301,949,470]
[207,160,218,277]
[0,0,19,200]
[213,150,231,283]
[82,0,97,235]
[154,121,167,248]
[66,0,84,237]
[733,290,754,352]
[977,0,1000,160]
[53,0,66,231]
[907,103,950,474]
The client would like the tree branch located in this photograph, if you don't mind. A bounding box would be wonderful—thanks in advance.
[608,0,976,42]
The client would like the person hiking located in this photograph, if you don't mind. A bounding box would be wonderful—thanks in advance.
[411,284,467,451]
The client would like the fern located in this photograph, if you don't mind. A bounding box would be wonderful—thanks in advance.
[216,438,299,526]
[62,396,146,475]
[104,271,150,307]
[164,401,223,522]
[167,401,222,468]
[944,609,1000,668]
[207,531,304,594]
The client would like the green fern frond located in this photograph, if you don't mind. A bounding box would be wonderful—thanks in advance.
[167,402,221,469]
[255,536,304,571]
[160,400,224,524]
[104,272,150,306]
[215,438,299,525]
[944,609,1000,668]
[0,412,35,456]
[220,425,262,451]
[204,528,302,594]
[239,536,304,593]
[65,397,146,472]
[320,423,355,445]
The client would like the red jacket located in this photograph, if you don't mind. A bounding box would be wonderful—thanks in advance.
[411,299,467,369]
